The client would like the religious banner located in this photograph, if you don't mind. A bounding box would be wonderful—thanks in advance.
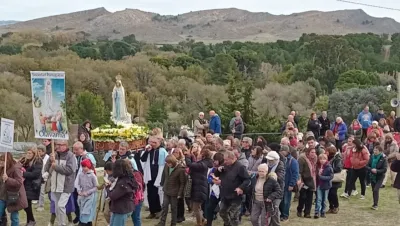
[30,71,69,140]
[0,118,14,150]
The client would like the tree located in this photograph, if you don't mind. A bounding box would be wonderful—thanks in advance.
[306,77,322,96]
[210,53,238,85]
[0,89,33,141]
[328,86,395,124]
[229,49,261,75]
[71,91,109,127]
[173,55,201,70]
[147,101,168,123]
[335,70,380,90]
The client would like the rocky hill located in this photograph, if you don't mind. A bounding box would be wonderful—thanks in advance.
[1,7,399,43]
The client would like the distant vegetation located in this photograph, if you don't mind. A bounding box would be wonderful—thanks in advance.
[0,31,398,141]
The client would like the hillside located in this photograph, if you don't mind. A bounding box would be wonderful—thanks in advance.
[0,20,18,26]
[0,7,399,43]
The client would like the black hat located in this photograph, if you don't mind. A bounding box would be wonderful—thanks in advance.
[268,143,281,152]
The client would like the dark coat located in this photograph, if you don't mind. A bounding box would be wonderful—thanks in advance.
[330,153,343,188]
[298,154,316,191]
[5,163,28,213]
[214,161,251,201]
[161,164,186,197]
[317,162,334,190]
[263,175,282,200]
[318,116,331,138]
[366,154,388,183]
[307,119,320,139]
[22,159,43,200]
[390,160,400,189]
[267,160,285,191]
[108,175,136,214]
[188,158,213,202]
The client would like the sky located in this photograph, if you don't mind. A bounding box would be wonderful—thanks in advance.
[1,0,400,22]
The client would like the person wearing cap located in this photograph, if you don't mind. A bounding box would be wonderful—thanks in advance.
[264,151,284,226]
[279,145,299,222]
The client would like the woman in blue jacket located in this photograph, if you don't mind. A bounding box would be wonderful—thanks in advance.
[331,117,347,151]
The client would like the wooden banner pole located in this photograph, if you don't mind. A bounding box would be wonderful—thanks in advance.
[3,152,7,175]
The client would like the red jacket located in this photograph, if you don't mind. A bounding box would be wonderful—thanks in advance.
[342,144,353,169]
[350,147,370,169]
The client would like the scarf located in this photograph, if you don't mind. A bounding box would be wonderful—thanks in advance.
[143,147,167,187]
[305,154,317,190]
[370,153,382,183]
[198,117,207,125]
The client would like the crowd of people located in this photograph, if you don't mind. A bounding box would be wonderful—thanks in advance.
[0,108,400,226]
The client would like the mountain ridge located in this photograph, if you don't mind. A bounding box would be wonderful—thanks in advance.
[0,7,398,43]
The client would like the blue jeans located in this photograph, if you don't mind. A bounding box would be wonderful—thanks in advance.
[280,189,293,219]
[315,187,329,215]
[110,212,132,226]
[131,202,142,226]
[0,200,19,226]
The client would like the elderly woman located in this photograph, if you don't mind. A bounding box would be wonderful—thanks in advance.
[250,163,269,226]
[330,117,348,151]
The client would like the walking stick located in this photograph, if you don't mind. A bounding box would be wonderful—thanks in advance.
[94,190,103,226]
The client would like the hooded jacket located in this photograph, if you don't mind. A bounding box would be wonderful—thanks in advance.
[381,133,399,162]
[5,162,28,212]
[161,163,186,197]
[358,111,373,129]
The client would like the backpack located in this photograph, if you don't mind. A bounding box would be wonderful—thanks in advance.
[132,170,144,206]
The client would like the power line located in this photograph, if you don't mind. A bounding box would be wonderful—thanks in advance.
[337,0,400,11]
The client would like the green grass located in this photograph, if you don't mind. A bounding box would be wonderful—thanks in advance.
[17,184,400,226]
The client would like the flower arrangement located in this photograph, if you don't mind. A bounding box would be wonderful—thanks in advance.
[92,123,149,142]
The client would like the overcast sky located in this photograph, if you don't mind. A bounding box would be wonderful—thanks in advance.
[1,0,400,22]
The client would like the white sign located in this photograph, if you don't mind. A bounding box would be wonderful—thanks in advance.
[0,118,15,150]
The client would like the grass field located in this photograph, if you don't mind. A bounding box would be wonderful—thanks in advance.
[15,185,400,226]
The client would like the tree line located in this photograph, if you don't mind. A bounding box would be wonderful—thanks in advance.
[0,31,397,141]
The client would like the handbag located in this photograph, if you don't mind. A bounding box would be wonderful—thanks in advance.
[6,191,20,205]
[184,174,192,198]
[332,170,346,183]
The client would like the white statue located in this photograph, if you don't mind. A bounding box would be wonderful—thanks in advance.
[44,79,53,114]
[111,74,131,124]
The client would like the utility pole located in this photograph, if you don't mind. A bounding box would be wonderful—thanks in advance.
[397,72,400,116]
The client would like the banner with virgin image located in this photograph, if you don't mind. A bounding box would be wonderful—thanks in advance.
[30,71,69,140]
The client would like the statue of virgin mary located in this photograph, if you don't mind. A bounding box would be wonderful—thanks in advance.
[111,74,131,124]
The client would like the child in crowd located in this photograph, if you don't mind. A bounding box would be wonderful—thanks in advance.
[263,167,282,226]
[157,155,186,226]
[101,162,115,225]
[108,159,137,226]
[314,154,333,219]
[367,145,388,210]
[76,159,98,226]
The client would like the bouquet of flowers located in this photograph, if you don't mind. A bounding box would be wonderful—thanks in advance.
[92,123,149,142]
